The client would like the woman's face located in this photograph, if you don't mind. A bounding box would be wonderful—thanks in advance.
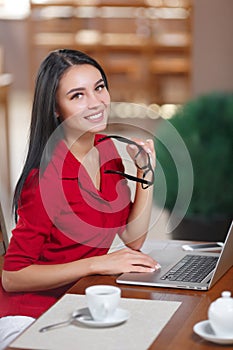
[56,64,110,135]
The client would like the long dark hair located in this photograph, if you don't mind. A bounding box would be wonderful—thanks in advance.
[13,49,109,221]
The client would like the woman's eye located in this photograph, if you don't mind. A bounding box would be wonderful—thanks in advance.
[96,84,105,92]
[71,92,83,100]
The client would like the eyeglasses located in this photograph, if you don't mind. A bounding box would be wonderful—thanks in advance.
[98,135,154,189]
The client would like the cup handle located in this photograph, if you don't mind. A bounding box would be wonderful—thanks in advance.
[102,302,109,318]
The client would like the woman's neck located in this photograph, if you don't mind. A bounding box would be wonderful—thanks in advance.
[65,132,96,162]
[66,132,101,190]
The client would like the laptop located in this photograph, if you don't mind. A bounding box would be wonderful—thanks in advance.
[117,221,233,291]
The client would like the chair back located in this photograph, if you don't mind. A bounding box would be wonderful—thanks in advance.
[0,199,9,255]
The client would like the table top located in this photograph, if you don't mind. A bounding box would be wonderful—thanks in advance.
[7,240,233,350]
[67,268,233,350]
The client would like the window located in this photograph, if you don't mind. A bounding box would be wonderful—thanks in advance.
[0,0,30,19]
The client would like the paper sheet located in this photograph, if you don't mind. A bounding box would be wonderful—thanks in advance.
[10,294,181,350]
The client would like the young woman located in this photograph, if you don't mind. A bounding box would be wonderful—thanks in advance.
[0,49,159,347]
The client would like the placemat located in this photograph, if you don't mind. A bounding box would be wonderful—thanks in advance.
[10,294,181,350]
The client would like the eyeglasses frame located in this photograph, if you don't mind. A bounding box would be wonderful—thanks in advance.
[97,135,154,189]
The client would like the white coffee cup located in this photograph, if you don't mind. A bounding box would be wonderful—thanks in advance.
[85,285,121,321]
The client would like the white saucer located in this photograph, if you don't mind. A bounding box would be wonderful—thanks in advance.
[74,307,130,328]
[193,320,233,345]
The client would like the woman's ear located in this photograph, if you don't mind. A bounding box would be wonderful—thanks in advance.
[55,111,60,119]
[55,102,60,118]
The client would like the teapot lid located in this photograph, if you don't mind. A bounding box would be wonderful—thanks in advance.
[211,291,233,310]
[221,291,231,298]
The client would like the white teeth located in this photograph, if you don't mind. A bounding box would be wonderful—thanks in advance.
[86,112,102,120]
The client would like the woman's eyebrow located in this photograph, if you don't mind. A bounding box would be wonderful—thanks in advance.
[95,78,104,86]
[66,79,104,96]
[66,87,84,95]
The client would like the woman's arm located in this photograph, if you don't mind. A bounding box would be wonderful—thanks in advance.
[121,180,154,250]
[120,139,155,250]
[2,139,158,294]
[2,247,157,292]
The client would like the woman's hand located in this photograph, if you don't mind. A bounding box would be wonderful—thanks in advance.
[126,138,156,170]
[91,248,161,275]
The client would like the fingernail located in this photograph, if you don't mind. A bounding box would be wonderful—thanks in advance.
[150,268,156,272]
[155,263,161,270]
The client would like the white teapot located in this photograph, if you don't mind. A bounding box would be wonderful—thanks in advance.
[208,291,233,338]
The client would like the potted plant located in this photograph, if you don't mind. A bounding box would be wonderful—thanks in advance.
[153,91,233,241]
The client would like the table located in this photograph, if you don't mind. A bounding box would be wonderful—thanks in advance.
[67,269,233,350]
[7,240,233,350]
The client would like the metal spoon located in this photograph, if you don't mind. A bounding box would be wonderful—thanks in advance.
[39,308,89,332]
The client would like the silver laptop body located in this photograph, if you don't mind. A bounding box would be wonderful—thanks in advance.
[117,221,233,291]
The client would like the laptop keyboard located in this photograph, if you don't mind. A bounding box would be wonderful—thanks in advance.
[160,255,218,283]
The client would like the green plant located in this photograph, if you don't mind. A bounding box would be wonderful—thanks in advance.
[154,91,233,220]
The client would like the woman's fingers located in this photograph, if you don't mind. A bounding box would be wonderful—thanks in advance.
[126,138,156,169]
[126,249,161,271]
[107,248,161,274]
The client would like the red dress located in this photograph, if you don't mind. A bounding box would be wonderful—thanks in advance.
[0,135,131,318]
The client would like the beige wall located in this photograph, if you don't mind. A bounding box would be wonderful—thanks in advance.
[1,1,233,96]
[0,19,29,90]
[192,0,233,96]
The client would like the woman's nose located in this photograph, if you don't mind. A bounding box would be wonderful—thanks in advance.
[87,92,101,108]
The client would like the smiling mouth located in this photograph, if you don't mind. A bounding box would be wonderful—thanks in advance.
[85,112,104,122]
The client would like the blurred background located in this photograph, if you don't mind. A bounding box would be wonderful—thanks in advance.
[0,0,232,247]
